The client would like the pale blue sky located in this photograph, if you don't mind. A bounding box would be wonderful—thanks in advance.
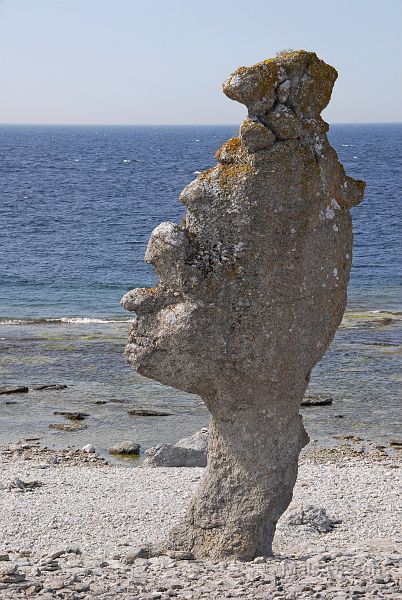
[1,0,401,124]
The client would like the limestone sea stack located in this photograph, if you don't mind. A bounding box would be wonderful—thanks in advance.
[122,50,365,560]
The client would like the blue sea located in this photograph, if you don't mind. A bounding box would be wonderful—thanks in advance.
[0,124,401,455]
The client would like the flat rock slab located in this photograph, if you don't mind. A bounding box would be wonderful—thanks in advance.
[301,395,333,407]
[49,423,88,432]
[53,411,89,421]
[31,384,68,391]
[0,387,28,395]
[127,409,171,417]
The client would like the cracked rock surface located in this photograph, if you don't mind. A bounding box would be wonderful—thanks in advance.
[122,50,365,560]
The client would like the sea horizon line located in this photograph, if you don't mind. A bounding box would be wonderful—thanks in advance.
[0,121,401,128]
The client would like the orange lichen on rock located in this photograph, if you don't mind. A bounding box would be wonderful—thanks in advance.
[223,61,281,116]
[215,137,242,164]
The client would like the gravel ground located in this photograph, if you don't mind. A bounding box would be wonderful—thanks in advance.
[0,443,401,599]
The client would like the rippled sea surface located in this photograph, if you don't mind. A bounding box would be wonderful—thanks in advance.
[0,124,401,455]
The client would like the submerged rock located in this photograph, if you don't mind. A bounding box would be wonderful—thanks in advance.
[49,423,87,432]
[127,408,171,417]
[31,384,68,391]
[0,386,28,395]
[122,50,365,560]
[53,411,89,421]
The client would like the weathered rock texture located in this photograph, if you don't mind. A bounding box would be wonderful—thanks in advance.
[143,428,208,467]
[122,50,365,560]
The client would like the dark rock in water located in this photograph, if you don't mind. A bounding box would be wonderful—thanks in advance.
[335,414,344,418]
[389,439,402,448]
[53,411,89,421]
[378,317,394,326]
[144,428,209,467]
[49,423,87,432]
[31,384,68,391]
[333,434,362,442]
[4,401,19,405]
[109,441,140,456]
[285,504,340,533]
[301,395,333,407]
[0,386,28,395]
[92,400,108,405]
[127,408,171,417]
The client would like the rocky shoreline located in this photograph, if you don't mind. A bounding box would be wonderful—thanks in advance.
[0,442,400,599]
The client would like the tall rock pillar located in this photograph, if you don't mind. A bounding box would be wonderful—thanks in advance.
[122,51,365,560]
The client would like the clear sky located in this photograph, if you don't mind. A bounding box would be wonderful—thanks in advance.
[1,0,401,125]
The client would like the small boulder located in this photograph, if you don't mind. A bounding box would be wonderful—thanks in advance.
[176,428,209,451]
[8,477,43,492]
[123,546,152,563]
[109,441,140,456]
[143,428,208,467]
[285,504,340,533]
[81,444,96,454]
[0,563,26,583]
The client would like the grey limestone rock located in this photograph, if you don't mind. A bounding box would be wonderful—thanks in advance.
[143,428,208,467]
[285,504,340,533]
[109,441,140,456]
[122,50,365,560]
[81,444,96,453]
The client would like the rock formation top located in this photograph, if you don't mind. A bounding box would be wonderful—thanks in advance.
[122,50,365,560]
[122,49,364,404]
[223,50,337,124]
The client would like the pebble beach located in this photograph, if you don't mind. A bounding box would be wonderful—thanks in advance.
[0,443,400,599]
